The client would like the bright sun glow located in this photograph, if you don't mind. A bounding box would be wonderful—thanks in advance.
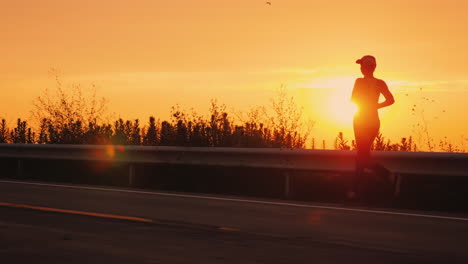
[305,76,358,126]
[327,88,357,125]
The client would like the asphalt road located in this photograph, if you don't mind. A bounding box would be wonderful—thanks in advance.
[1,179,468,263]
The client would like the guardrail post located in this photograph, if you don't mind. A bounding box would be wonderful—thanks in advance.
[393,173,402,197]
[284,171,290,199]
[129,164,135,187]
[17,159,23,178]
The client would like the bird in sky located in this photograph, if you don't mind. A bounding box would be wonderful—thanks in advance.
[266,2,271,5]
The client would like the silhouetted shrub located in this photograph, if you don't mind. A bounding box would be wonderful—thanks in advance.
[334,132,351,150]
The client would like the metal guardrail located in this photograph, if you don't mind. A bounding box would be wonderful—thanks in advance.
[1,143,467,197]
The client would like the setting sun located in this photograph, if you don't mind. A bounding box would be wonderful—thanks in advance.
[327,89,357,126]
[302,76,357,126]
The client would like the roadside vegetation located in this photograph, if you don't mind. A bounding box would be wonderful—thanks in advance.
[0,76,464,152]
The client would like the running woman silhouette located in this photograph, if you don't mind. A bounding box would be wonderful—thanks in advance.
[349,55,395,198]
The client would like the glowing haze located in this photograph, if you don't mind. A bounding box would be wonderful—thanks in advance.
[1,0,467,149]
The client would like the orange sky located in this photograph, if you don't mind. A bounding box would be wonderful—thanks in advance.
[1,0,467,150]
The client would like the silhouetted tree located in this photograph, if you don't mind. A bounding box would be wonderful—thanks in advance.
[59,120,85,144]
[11,119,35,144]
[142,116,158,146]
[37,118,49,144]
[129,119,141,145]
[160,121,175,146]
[0,119,9,143]
[112,119,130,145]
[175,120,188,145]
[188,120,209,147]
[207,100,232,146]
[84,122,112,144]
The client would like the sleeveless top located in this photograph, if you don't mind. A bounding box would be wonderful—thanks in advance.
[351,78,380,122]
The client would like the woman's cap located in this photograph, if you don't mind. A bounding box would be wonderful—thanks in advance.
[356,55,376,66]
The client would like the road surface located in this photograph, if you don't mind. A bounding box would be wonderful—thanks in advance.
[1,179,467,263]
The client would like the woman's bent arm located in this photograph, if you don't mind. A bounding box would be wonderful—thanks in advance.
[378,81,395,109]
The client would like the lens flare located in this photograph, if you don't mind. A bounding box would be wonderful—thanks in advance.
[105,145,116,158]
